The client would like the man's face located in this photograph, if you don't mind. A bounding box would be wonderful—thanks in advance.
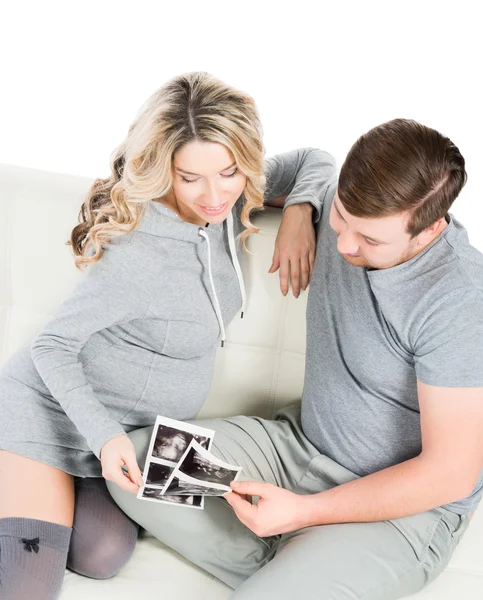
[329,190,428,270]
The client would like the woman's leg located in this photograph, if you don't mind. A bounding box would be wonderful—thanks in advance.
[67,476,140,579]
[0,450,74,600]
[106,408,314,589]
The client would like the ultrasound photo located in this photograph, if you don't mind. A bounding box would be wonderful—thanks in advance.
[145,461,173,486]
[174,439,243,487]
[141,486,204,509]
[138,416,241,509]
[163,474,229,497]
[151,418,214,463]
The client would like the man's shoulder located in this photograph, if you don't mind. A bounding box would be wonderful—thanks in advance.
[410,217,483,350]
[442,215,483,293]
[369,214,483,353]
[404,214,483,300]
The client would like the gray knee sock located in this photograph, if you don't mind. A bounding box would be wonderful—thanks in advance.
[67,477,139,579]
[0,517,72,600]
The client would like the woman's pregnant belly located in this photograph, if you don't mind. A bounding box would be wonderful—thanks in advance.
[0,335,217,435]
[118,349,217,426]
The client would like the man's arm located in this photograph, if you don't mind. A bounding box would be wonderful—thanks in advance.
[227,382,483,536]
[300,381,483,526]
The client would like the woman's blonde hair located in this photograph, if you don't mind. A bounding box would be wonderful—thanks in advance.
[69,71,266,268]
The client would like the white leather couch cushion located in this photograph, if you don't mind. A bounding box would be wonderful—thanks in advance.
[1,164,481,598]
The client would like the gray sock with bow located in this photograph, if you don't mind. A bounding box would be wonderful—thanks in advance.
[0,517,72,600]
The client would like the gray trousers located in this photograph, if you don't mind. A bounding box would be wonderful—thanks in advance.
[106,404,471,599]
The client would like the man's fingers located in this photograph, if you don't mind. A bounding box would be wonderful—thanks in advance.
[230,480,271,496]
[224,490,255,522]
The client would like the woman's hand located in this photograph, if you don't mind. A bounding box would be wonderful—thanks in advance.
[269,203,316,297]
[100,434,144,494]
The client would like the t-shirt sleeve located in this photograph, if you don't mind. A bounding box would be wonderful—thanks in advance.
[413,290,483,387]
[264,148,337,223]
[30,244,152,458]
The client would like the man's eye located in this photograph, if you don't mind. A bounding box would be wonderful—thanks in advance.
[365,239,379,247]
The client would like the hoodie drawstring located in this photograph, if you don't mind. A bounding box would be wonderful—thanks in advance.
[198,227,226,347]
[227,210,247,318]
[198,211,247,348]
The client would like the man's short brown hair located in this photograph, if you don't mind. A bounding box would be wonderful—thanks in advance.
[338,118,467,237]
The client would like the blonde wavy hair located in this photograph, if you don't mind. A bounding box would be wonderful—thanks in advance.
[69,71,266,268]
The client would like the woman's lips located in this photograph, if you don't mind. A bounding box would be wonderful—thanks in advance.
[198,202,228,216]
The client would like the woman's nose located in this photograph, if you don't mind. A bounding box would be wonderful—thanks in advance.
[203,182,222,206]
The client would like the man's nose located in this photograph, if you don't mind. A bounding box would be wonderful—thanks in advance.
[337,230,360,255]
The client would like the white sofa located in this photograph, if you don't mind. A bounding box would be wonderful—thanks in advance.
[1,163,482,599]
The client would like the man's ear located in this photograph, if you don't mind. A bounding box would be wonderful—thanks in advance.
[415,217,445,246]
[427,217,445,235]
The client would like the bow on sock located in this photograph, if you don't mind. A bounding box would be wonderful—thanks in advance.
[22,537,40,554]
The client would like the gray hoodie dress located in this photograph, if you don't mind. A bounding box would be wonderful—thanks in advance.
[0,149,336,477]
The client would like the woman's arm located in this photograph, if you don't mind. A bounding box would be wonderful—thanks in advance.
[31,243,152,459]
[264,148,337,222]
[261,148,336,296]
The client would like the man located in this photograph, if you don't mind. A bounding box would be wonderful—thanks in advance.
[107,119,483,599]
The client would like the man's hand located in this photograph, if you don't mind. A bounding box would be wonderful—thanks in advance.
[224,480,310,537]
[269,203,316,297]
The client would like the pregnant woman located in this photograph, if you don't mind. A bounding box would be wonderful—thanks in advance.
[0,71,335,599]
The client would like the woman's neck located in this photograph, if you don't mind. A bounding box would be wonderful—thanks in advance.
[153,191,208,227]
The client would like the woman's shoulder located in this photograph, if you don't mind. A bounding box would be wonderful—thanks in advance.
[85,229,167,285]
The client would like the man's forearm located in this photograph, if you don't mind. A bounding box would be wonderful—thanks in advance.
[300,455,471,528]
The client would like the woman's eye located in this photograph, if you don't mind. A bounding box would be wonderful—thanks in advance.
[181,168,238,184]
[221,169,238,179]
[365,239,379,247]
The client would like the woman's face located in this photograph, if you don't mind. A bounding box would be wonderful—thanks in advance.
[169,140,247,226]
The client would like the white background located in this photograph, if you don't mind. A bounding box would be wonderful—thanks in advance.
[1,0,482,248]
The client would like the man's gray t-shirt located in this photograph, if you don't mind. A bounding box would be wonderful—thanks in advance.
[302,178,483,514]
